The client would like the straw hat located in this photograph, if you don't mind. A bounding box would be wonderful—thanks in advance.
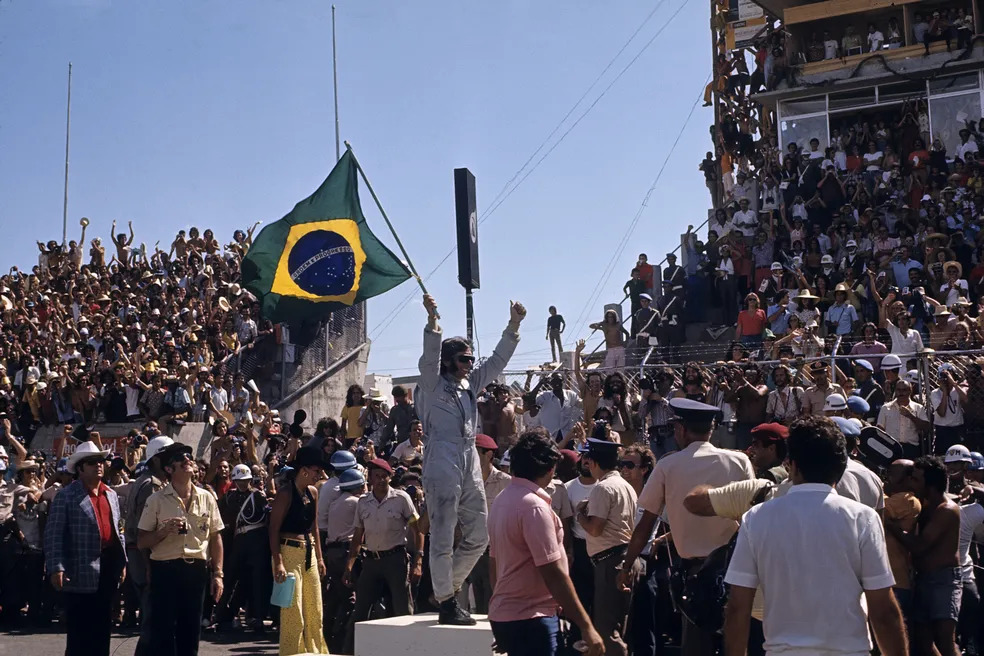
[934,305,952,318]
[218,297,231,312]
[944,261,963,277]
[795,289,820,301]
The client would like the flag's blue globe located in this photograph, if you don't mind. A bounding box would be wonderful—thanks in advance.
[287,229,357,297]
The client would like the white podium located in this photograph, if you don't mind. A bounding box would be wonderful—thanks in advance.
[355,613,494,656]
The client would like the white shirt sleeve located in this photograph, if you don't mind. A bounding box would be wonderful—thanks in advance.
[858,509,896,590]
[724,520,759,588]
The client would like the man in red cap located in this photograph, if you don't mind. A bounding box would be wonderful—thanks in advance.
[462,434,511,614]
[343,458,424,652]
[747,423,789,484]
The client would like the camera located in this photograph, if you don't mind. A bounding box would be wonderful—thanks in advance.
[591,420,610,440]
[177,519,189,535]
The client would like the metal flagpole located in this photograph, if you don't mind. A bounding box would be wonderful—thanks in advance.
[332,5,340,162]
[343,141,428,296]
[62,62,73,246]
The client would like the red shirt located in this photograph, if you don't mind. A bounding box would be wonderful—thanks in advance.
[214,479,233,498]
[88,483,113,549]
[636,263,655,290]
[737,308,767,337]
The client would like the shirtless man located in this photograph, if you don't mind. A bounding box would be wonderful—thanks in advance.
[886,455,961,656]
[477,383,517,455]
[575,339,603,422]
[589,309,629,370]
[111,219,135,266]
[670,363,709,403]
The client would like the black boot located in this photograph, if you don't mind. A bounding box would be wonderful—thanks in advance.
[438,598,476,626]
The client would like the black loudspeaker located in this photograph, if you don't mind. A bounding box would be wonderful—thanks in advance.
[454,168,480,290]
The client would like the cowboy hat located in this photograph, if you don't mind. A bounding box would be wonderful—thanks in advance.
[66,441,111,472]
[16,459,40,473]
[367,388,386,402]
[944,261,963,277]
[795,289,820,301]
[934,305,952,318]
[834,283,850,293]
[228,283,242,297]
[217,297,231,312]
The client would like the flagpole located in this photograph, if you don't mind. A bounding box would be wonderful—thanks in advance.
[344,141,428,297]
[62,62,73,247]
[332,5,340,162]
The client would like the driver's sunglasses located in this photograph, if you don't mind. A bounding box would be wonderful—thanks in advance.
[618,460,638,470]
[456,355,476,364]
[81,457,109,467]
[169,453,193,465]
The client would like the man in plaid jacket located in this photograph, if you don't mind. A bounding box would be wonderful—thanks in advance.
[44,441,127,656]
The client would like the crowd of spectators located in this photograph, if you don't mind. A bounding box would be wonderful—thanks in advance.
[0,221,276,446]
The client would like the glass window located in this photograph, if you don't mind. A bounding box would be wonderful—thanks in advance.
[930,73,980,94]
[878,80,927,105]
[779,115,828,152]
[930,92,982,156]
[829,87,876,111]
[779,96,826,117]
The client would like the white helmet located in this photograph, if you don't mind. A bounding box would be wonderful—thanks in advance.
[230,464,252,481]
[945,444,973,464]
[823,393,847,412]
[145,436,175,461]
[903,369,920,385]
[881,354,903,371]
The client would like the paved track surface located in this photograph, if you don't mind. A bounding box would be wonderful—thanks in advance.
[0,627,278,655]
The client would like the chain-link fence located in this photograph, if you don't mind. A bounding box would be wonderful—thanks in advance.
[276,303,367,404]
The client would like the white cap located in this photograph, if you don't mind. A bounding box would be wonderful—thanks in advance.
[903,369,920,385]
[771,261,783,271]
[846,240,858,248]
[881,354,903,370]
[230,464,252,481]
[144,436,174,461]
[823,393,848,412]
[821,254,834,265]
[945,444,973,464]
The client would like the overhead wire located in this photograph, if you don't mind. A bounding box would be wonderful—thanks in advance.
[568,75,711,340]
[368,0,691,344]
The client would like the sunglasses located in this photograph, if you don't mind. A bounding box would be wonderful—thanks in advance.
[618,460,638,470]
[80,457,109,467]
[456,355,475,364]
[169,452,193,465]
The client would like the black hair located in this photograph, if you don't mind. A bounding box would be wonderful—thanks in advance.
[509,428,560,481]
[622,444,655,481]
[392,385,407,398]
[915,455,948,494]
[409,419,422,431]
[316,417,340,437]
[602,372,627,399]
[345,384,365,407]
[787,416,848,485]
[440,337,473,375]
[755,434,788,462]
[585,443,619,471]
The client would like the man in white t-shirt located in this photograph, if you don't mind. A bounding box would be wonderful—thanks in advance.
[732,198,759,240]
[868,24,886,51]
[823,30,840,59]
[723,415,907,656]
[565,454,598,621]
[931,364,967,455]
[957,129,979,162]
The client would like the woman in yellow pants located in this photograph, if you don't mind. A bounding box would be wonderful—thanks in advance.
[270,447,330,655]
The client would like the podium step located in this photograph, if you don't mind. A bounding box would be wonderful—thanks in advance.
[355,612,493,656]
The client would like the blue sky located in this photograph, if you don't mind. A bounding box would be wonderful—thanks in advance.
[0,0,713,377]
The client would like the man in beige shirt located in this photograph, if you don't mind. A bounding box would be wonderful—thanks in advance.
[137,442,224,655]
[322,468,365,652]
[577,438,638,656]
[343,458,424,652]
[802,360,845,416]
[619,398,755,656]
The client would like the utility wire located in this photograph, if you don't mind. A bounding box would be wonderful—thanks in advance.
[369,0,692,343]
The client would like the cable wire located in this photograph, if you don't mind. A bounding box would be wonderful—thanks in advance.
[368,0,692,343]
[569,75,710,340]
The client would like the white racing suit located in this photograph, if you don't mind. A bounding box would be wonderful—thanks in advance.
[415,323,519,603]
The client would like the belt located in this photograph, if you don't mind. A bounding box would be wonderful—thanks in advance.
[235,524,264,536]
[324,541,351,550]
[280,534,314,569]
[589,544,627,566]
[157,557,207,566]
[363,545,406,560]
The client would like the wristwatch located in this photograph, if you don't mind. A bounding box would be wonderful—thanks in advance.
[211,570,223,578]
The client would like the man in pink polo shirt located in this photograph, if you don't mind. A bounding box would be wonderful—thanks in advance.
[488,428,604,656]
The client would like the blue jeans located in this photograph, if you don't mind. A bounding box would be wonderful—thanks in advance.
[491,615,559,656]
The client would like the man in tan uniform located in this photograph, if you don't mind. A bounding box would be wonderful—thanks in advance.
[576,438,638,656]
[619,398,755,656]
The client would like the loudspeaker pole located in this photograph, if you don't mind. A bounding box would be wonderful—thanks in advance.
[62,62,73,247]
[465,288,475,342]
[453,168,479,345]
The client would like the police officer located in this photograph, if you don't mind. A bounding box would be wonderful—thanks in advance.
[619,398,755,656]
[343,458,425,652]
[415,293,525,625]
[215,464,270,632]
[322,468,365,652]
[576,438,639,656]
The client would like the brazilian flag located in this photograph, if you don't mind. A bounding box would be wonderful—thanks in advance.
[242,151,412,323]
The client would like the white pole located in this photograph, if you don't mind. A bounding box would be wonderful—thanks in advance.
[332,5,340,162]
[62,62,73,246]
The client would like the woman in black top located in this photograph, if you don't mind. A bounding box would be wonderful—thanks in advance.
[268,446,329,655]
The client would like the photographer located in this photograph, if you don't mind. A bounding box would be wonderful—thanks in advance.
[358,389,389,448]
[637,371,676,458]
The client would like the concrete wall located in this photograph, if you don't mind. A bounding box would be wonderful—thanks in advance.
[278,344,369,425]
[31,422,219,462]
